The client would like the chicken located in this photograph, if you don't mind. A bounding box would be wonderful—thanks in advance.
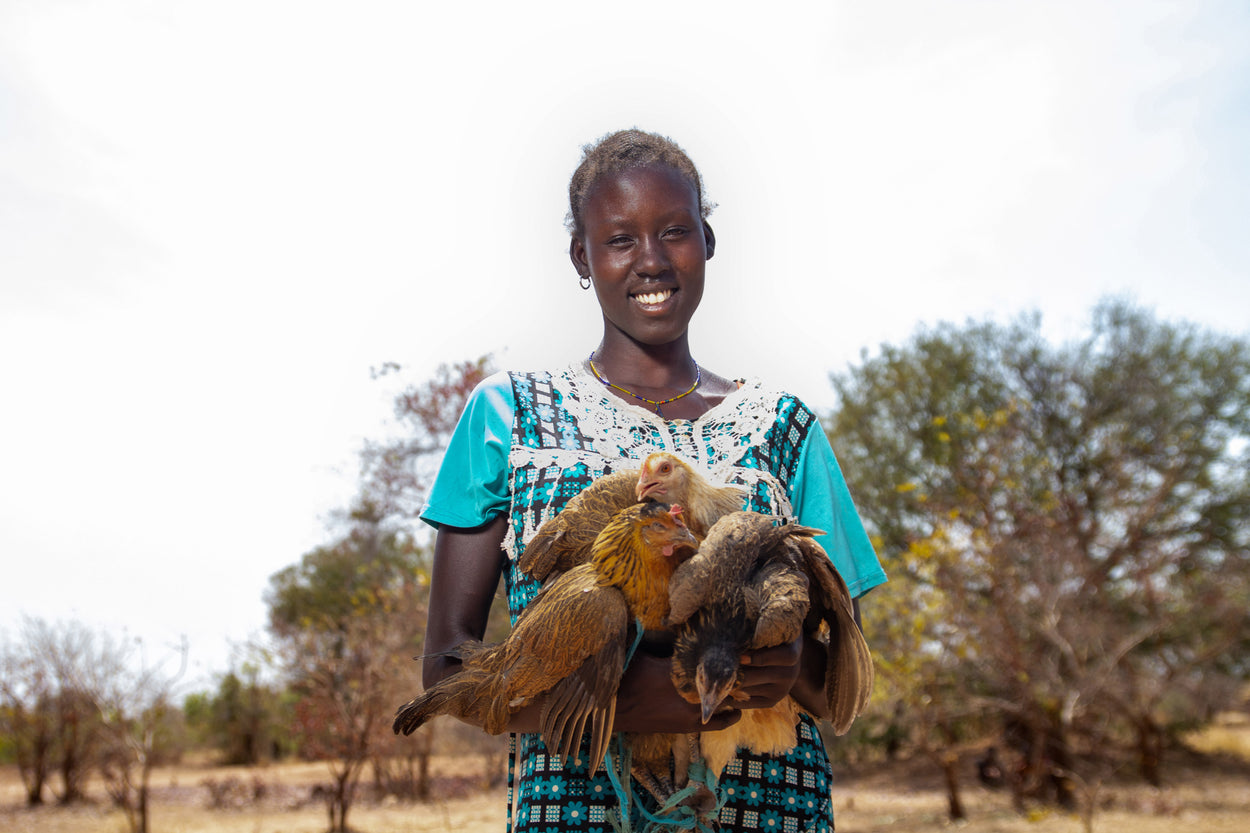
[518,451,745,584]
[635,452,747,540]
[666,511,874,778]
[510,453,745,809]
[789,526,875,735]
[393,501,698,776]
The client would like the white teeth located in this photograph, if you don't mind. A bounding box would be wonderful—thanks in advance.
[635,289,673,305]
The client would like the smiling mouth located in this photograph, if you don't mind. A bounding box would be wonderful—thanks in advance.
[633,288,674,305]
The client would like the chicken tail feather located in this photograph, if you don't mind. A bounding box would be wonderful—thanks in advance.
[788,532,874,735]
[393,658,505,736]
[587,699,615,777]
[826,602,875,735]
[392,681,461,736]
[539,678,588,766]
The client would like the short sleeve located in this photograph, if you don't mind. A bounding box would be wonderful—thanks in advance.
[789,426,887,599]
[419,371,514,530]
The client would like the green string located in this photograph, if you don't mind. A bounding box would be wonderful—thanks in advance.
[602,620,723,833]
[633,758,722,833]
[602,731,723,830]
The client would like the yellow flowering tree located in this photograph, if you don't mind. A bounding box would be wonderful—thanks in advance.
[829,299,1250,816]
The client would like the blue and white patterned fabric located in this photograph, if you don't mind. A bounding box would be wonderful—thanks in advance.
[422,362,886,832]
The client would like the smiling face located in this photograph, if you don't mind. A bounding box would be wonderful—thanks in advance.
[570,164,716,349]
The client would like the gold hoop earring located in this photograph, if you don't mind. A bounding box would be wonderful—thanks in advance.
[579,274,592,290]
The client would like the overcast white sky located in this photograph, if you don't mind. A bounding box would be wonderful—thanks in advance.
[2,1,1247,686]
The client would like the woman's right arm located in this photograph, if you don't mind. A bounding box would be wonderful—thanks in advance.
[421,516,510,690]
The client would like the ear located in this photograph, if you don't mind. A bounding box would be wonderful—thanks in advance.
[703,221,716,260]
[569,236,590,277]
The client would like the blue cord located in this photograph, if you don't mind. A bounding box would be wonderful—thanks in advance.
[603,735,723,832]
[601,621,721,833]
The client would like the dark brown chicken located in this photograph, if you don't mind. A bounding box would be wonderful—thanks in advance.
[667,511,874,778]
[519,450,745,584]
[393,502,698,775]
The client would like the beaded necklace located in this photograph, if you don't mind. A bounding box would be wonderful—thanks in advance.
[587,352,701,418]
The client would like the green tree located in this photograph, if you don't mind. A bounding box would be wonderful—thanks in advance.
[266,504,429,832]
[829,300,1250,815]
[184,666,283,765]
[261,356,501,830]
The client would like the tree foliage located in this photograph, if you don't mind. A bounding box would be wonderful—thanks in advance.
[260,355,496,829]
[829,299,1250,811]
[266,504,428,831]
[357,356,494,526]
[0,618,110,806]
[184,666,288,765]
[86,634,189,833]
[0,617,188,832]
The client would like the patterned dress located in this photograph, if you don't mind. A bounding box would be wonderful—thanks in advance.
[422,362,886,832]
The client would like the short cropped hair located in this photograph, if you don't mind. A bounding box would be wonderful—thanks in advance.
[566,128,714,237]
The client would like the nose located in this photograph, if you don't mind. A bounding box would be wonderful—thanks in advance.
[634,234,671,277]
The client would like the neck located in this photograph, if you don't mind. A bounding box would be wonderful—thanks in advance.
[591,333,697,390]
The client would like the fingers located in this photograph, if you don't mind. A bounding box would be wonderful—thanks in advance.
[614,651,739,733]
[736,642,803,709]
[739,641,801,668]
[702,708,742,731]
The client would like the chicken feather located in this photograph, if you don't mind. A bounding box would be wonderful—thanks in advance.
[668,511,874,778]
[519,451,745,585]
[393,501,698,776]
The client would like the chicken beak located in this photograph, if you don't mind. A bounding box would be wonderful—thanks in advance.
[636,478,661,501]
[661,512,698,557]
[696,665,734,724]
[662,530,698,558]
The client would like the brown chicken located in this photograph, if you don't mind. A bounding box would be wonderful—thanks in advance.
[518,451,745,584]
[393,501,698,776]
[512,452,745,807]
[667,511,874,778]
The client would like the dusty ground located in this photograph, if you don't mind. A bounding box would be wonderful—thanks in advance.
[2,748,1248,833]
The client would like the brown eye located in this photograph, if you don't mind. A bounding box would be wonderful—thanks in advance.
[660,463,671,474]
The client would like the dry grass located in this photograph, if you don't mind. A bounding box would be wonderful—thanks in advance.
[832,748,1250,833]
[1184,711,1250,760]
[0,753,502,833]
[3,733,1248,833]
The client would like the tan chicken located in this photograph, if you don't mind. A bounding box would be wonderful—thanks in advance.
[635,452,747,539]
[666,511,874,778]
[393,502,698,775]
[519,451,745,584]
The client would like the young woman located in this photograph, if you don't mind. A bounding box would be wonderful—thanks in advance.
[419,129,886,832]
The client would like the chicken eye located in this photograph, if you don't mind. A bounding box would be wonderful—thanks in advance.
[659,463,671,474]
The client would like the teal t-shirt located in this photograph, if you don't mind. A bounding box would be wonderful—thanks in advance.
[421,367,885,600]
